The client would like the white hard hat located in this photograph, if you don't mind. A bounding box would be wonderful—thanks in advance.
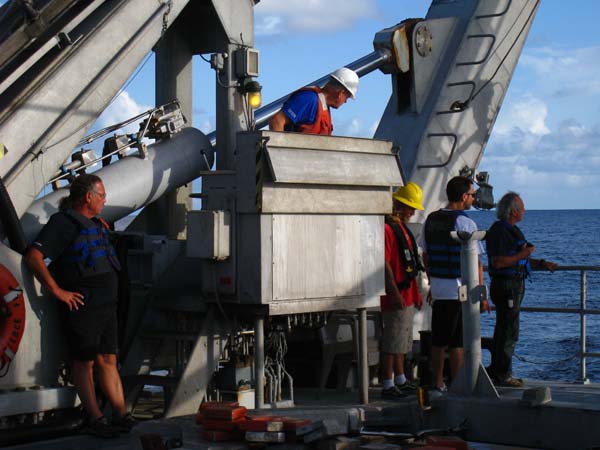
[330,67,359,99]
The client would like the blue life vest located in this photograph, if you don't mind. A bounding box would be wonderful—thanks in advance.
[487,220,531,280]
[424,209,467,279]
[51,210,121,282]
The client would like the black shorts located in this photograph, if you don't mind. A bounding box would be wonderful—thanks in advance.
[63,304,118,361]
[431,300,463,348]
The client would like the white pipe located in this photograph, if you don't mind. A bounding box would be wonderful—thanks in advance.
[21,127,214,242]
[453,230,487,395]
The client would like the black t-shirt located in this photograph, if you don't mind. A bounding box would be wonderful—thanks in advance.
[485,221,526,259]
[486,221,529,279]
[32,212,118,308]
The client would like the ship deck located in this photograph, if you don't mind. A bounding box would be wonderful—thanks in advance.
[6,380,600,450]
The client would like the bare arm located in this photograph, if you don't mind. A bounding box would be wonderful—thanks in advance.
[478,257,490,312]
[490,244,535,270]
[268,111,291,131]
[530,257,558,272]
[24,247,85,311]
[421,252,433,304]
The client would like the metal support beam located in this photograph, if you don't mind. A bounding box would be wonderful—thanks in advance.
[146,21,194,239]
[451,230,498,397]
[357,308,369,404]
[255,316,265,409]
[165,307,230,418]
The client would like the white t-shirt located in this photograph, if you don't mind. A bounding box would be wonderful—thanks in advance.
[418,209,483,300]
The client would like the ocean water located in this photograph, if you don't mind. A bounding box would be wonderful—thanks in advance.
[467,209,600,383]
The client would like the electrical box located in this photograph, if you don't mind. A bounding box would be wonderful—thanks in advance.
[187,210,230,260]
[234,48,259,78]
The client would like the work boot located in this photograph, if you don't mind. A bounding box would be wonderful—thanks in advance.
[112,412,139,432]
[85,416,119,438]
[381,385,407,399]
[396,379,419,393]
[496,376,523,388]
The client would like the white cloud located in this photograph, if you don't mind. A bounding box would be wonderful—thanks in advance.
[97,91,151,135]
[520,46,600,97]
[335,116,373,138]
[481,115,600,208]
[254,0,379,35]
[347,118,361,136]
[495,95,550,137]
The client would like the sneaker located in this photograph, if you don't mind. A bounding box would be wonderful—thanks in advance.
[112,413,138,432]
[396,380,419,393]
[496,376,523,388]
[381,385,407,399]
[85,416,119,438]
[428,384,448,400]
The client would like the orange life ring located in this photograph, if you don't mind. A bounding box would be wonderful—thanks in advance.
[0,264,25,373]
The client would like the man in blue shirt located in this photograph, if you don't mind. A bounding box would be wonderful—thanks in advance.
[486,192,557,387]
[269,67,358,135]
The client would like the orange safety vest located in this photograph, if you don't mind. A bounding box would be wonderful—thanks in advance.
[294,87,333,136]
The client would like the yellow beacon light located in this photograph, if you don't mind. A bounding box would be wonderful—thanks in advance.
[244,80,262,109]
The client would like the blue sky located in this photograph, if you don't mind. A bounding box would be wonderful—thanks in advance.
[5,0,599,209]
[252,0,600,210]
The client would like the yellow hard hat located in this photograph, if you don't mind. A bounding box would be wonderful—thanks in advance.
[393,182,424,210]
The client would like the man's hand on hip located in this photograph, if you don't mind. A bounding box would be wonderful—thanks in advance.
[53,288,85,311]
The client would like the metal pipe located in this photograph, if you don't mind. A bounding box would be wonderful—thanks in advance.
[580,270,588,383]
[519,307,600,315]
[22,127,214,241]
[0,0,107,96]
[453,230,487,395]
[254,316,265,409]
[357,308,369,405]
[255,49,391,130]
[3,1,170,188]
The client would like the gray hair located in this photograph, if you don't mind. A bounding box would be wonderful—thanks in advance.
[496,191,521,221]
[58,174,102,210]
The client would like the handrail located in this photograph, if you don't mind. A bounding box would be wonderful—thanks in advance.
[486,265,600,383]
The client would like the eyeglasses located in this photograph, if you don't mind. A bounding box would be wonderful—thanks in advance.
[92,190,107,199]
[466,192,475,197]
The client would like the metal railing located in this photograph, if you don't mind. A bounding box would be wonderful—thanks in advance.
[505,265,600,383]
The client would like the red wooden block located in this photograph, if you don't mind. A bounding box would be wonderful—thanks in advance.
[239,416,284,432]
[203,404,247,421]
[196,401,240,424]
[426,435,468,450]
[201,428,243,442]
[198,401,239,413]
[202,417,245,431]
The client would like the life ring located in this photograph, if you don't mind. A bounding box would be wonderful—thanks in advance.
[0,264,25,374]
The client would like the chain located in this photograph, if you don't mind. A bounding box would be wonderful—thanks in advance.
[514,353,578,366]
[161,0,173,35]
